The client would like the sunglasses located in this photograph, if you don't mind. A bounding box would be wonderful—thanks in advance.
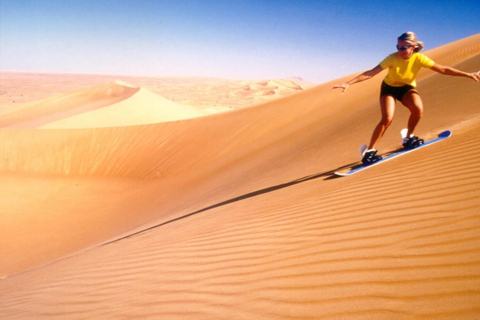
[396,45,413,51]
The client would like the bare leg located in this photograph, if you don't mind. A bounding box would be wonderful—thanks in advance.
[402,91,424,137]
[368,95,396,149]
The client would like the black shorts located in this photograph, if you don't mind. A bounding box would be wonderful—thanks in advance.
[380,81,417,101]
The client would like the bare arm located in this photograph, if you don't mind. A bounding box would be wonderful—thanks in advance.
[430,63,480,81]
[333,65,384,93]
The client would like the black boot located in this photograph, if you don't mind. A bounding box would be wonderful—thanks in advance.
[362,149,382,165]
[402,135,424,150]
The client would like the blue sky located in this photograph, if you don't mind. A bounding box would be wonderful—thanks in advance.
[1,0,479,82]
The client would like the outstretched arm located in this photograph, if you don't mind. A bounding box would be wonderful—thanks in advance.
[430,63,480,82]
[333,65,384,93]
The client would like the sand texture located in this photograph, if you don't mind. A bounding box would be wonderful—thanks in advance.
[1,33,480,319]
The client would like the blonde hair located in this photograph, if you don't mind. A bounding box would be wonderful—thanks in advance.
[398,31,424,52]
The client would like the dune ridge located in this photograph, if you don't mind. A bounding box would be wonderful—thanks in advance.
[0,74,312,111]
[1,33,480,319]
[0,81,213,129]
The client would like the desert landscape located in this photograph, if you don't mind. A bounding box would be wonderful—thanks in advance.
[0,33,479,319]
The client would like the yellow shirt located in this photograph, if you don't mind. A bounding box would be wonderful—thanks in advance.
[380,52,435,87]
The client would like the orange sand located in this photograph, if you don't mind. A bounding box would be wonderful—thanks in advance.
[0,33,479,319]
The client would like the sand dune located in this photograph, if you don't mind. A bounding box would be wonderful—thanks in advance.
[0,81,213,128]
[1,33,480,319]
[154,78,311,108]
[0,74,312,111]
[240,79,305,96]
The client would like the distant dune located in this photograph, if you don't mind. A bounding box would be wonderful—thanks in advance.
[1,33,479,319]
[0,74,313,110]
[0,81,213,128]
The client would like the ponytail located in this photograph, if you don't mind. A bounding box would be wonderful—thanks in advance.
[415,41,424,52]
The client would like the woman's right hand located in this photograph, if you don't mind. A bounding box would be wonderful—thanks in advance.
[332,65,382,94]
[472,71,480,82]
[332,83,349,94]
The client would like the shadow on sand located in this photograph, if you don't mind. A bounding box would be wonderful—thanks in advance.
[103,161,359,246]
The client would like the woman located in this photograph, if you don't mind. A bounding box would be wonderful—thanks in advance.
[333,31,480,165]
